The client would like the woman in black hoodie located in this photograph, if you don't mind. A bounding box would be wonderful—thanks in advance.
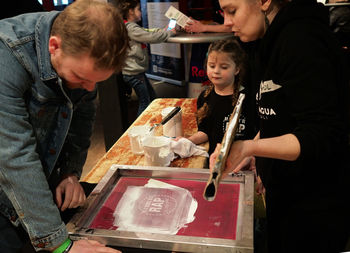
[210,0,350,252]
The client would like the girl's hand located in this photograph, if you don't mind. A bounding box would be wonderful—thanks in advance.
[174,136,183,141]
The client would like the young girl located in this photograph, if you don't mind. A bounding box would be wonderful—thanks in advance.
[117,0,175,115]
[186,38,254,155]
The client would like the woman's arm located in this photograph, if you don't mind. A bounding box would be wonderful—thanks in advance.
[185,19,231,33]
[227,134,300,174]
[248,133,300,160]
[210,133,301,177]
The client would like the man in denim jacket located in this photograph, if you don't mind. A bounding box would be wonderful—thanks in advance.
[0,1,128,252]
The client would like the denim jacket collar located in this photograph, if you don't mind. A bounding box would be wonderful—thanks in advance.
[35,11,60,81]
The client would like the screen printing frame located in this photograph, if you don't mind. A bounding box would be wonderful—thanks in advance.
[67,165,254,253]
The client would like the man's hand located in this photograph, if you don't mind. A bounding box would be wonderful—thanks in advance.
[70,240,121,253]
[55,175,86,211]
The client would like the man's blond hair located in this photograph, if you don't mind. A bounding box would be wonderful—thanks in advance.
[51,0,129,72]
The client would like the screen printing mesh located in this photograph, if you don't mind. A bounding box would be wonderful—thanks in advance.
[89,177,240,240]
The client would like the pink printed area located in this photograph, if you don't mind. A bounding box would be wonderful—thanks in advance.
[89,177,240,240]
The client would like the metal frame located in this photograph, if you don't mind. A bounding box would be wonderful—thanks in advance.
[67,165,254,252]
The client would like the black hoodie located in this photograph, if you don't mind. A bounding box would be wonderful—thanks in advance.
[254,0,350,203]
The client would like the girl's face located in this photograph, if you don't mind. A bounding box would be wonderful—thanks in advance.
[220,0,266,42]
[206,51,239,92]
[128,4,142,22]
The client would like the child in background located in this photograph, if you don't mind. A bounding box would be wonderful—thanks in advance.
[117,0,176,115]
[183,38,253,155]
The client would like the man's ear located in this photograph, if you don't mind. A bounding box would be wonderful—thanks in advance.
[48,35,61,56]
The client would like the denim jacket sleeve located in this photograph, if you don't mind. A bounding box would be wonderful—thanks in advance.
[0,42,68,250]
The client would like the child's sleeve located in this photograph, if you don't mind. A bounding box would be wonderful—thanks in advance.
[196,92,209,134]
[127,22,174,44]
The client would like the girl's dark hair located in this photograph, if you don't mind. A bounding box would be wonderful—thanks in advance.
[197,37,247,124]
[116,0,139,20]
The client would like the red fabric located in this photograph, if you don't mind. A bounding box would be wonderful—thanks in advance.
[89,177,240,240]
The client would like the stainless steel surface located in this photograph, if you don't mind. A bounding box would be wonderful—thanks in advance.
[167,32,234,44]
[325,2,350,6]
[149,106,181,132]
[204,94,246,201]
[67,165,254,253]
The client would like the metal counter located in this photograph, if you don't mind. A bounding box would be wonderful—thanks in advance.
[325,3,350,6]
[164,32,234,88]
[167,32,234,44]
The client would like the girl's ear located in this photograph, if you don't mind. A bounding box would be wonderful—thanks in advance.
[127,8,133,20]
[235,68,240,76]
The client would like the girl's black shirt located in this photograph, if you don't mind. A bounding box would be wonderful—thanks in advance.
[197,88,254,154]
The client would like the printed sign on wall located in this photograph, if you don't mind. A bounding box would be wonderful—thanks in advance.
[141,0,184,85]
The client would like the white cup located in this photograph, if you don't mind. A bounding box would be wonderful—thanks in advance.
[128,125,153,155]
[142,136,174,166]
[161,107,183,138]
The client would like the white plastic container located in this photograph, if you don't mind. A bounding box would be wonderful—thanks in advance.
[161,107,183,138]
[142,136,174,166]
[128,125,153,155]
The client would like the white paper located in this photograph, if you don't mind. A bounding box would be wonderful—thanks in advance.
[147,2,181,58]
[164,5,190,28]
[113,180,198,235]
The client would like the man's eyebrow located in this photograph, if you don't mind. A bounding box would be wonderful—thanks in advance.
[73,71,92,82]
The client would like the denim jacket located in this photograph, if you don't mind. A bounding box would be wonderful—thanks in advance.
[0,12,96,250]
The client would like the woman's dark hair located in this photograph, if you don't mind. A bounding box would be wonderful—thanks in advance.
[116,0,140,20]
[197,37,247,124]
[274,0,291,7]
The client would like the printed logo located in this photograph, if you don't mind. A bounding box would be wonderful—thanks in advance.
[260,80,281,94]
[256,80,280,119]
[259,107,276,116]
[223,115,230,133]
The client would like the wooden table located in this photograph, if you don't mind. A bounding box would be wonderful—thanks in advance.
[83,98,208,184]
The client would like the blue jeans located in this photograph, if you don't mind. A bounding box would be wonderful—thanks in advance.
[123,73,156,116]
[0,214,27,253]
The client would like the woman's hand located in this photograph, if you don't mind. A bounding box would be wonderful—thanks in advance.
[256,175,265,195]
[209,143,221,172]
[55,175,86,211]
[234,156,256,172]
[185,19,205,33]
[209,140,254,178]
